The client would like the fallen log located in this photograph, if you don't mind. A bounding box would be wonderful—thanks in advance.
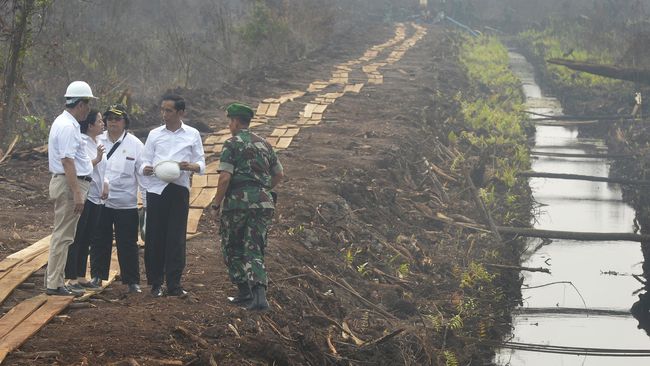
[496,226,650,242]
[531,151,633,159]
[524,110,630,120]
[547,58,650,85]
[513,307,630,317]
[518,171,650,186]
[483,263,550,274]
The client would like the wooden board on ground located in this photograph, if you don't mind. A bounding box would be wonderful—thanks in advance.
[190,188,218,209]
[266,103,280,117]
[0,259,21,273]
[192,175,208,188]
[203,135,221,145]
[0,295,47,339]
[189,187,202,204]
[270,128,286,137]
[266,137,279,147]
[256,103,270,116]
[284,128,300,137]
[276,137,293,149]
[187,208,204,234]
[0,251,49,305]
[7,236,50,263]
[303,104,318,118]
[0,295,74,363]
[206,174,219,187]
[211,144,223,154]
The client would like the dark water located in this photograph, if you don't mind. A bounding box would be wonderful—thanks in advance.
[495,52,648,365]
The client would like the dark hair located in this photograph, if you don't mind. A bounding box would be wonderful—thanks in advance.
[232,114,251,126]
[80,109,100,134]
[65,98,89,109]
[103,104,130,129]
[161,93,186,111]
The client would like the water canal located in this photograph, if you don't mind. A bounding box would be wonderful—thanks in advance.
[494,52,649,365]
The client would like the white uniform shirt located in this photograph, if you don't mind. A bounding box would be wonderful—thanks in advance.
[48,110,93,176]
[140,122,205,195]
[83,134,107,205]
[99,131,145,209]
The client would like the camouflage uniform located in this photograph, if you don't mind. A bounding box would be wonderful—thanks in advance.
[218,129,282,288]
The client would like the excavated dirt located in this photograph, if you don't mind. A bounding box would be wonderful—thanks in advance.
[0,23,525,365]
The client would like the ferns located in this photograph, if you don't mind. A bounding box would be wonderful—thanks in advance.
[444,351,459,366]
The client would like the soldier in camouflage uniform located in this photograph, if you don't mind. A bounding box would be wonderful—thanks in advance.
[212,103,284,311]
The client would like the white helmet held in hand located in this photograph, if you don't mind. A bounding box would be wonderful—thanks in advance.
[154,161,181,183]
[64,81,96,98]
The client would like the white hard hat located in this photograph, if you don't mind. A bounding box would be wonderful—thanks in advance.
[154,161,181,183]
[64,81,96,98]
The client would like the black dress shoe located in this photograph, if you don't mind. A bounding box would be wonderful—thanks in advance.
[246,285,269,311]
[228,283,252,304]
[151,285,163,297]
[128,284,142,293]
[46,286,82,297]
[87,277,102,288]
[79,280,100,289]
[167,287,188,297]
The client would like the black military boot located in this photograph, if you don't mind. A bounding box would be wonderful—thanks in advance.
[246,285,269,311]
[228,283,252,305]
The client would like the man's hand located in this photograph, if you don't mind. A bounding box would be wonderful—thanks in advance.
[179,161,198,172]
[73,191,84,214]
[143,166,154,176]
[101,182,109,200]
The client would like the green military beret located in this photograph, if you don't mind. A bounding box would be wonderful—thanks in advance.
[226,103,254,119]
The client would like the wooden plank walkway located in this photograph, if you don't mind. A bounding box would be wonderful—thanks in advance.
[0,22,429,363]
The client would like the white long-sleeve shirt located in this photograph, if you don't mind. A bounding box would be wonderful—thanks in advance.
[83,134,107,205]
[99,131,145,209]
[48,110,93,176]
[140,122,205,195]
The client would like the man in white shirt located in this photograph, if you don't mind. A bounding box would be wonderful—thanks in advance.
[141,94,205,297]
[93,104,145,294]
[46,81,96,297]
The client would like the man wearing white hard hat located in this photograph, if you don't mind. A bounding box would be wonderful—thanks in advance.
[46,81,96,296]
[92,104,146,294]
[141,93,205,297]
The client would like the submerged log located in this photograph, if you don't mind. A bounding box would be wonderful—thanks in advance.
[530,151,633,159]
[496,226,650,242]
[547,58,650,84]
[518,171,650,186]
[513,307,630,316]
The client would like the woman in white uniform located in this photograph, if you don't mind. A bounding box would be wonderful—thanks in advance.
[64,109,108,290]
[91,104,145,293]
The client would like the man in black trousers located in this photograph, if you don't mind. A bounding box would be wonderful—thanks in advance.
[141,94,205,297]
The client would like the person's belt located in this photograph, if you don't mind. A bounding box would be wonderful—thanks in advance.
[53,174,92,182]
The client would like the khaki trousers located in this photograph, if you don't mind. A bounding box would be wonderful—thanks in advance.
[46,175,89,289]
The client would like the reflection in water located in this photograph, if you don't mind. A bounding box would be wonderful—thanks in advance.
[495,52,650,365]
[632,291,650,337]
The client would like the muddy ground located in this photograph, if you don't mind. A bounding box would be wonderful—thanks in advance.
[0,23,525,365]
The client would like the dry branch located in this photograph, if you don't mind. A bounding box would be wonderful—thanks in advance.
[464,170,504,244]
[174,326,209,348]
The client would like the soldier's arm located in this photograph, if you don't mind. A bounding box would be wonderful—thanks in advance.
[212,171,231,210]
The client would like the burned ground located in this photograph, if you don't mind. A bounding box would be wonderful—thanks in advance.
[0,24,526,365]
